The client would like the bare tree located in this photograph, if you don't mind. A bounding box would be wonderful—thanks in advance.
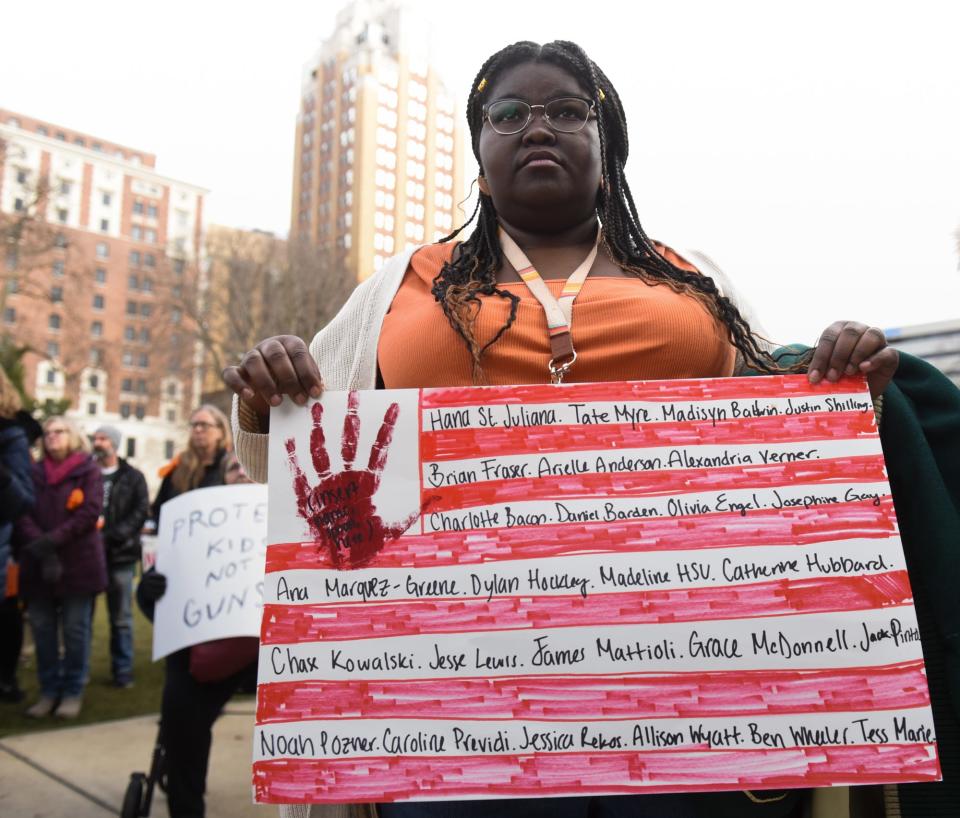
[162,226,355,402]
[1,136,96,396]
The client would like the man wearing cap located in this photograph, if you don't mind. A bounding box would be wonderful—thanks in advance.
[92,426,149,688]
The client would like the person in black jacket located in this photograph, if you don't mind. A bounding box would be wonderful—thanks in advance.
[92,425,148,688]
[0,369,36,702]
[138,404,250,818]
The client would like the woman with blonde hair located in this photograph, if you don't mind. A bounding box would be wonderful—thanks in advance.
[149,404,232,522]
[137,403,251,818]
[17,415,105,718]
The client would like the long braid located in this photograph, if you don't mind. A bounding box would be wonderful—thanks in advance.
[433,40,798,380]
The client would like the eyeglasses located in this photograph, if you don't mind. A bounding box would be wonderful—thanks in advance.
[483,97,596,135]
[189,421,216,430]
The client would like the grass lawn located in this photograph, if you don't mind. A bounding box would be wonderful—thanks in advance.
[0,590,168,737]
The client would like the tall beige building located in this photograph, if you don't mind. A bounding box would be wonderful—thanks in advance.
[291,0,464,281]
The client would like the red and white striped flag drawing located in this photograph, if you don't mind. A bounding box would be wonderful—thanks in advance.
[255,375,939,804]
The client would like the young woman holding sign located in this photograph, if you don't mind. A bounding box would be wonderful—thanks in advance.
[224,40,959,818]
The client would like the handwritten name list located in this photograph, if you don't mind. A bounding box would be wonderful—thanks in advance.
[257,375,939,804]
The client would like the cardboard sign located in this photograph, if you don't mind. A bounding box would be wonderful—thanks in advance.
[255,377,939,804]
[152,483,268,660]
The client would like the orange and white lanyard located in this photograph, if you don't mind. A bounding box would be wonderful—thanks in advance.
[499,226,600,383]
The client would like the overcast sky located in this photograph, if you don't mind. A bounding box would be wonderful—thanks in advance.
[3,0,959,344]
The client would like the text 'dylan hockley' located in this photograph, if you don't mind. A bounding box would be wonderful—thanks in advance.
[258,376,939,805]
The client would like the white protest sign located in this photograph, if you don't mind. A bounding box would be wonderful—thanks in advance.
[152,483,268,660]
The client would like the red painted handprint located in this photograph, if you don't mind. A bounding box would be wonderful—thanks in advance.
[285,392,420,569]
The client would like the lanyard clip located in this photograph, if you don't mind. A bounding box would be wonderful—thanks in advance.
[549,351,577,385]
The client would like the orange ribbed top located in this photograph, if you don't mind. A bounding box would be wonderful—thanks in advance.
[378,243,736,389]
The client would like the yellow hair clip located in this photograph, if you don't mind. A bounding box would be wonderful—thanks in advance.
[477,78,487,92]
[598,88,606,103]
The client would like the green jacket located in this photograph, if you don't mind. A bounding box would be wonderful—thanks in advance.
[762,349,960,816]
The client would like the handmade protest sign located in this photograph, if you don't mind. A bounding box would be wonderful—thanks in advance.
[255,376,939,804]
[153,483,267,659]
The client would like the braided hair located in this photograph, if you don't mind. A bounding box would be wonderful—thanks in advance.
[432,40,798,381]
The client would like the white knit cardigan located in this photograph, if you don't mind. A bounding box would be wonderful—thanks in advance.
[232,244,767,818]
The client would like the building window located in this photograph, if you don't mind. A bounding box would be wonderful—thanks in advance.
[144,228,157,244]
[136,379,147,394]
[46,369,56,384]
[120,404,130,419]
[90,321,103,337]
[60,180,71,195]
[92,294,104,310]
[133,201,144,215]
[96,242,109,258]
[138,353,149,368]
[165,439,175,458]
[102,192,112,206]
[172,259,185,275]
[100,219,109,232]
[144,253,155,268]
[56,209,69,223]
[47,341,59,358]
[142,277,153,293]
[87,402,97,416]
[49,313,61,330]
[122,378,133,392]
[89,374,99,388]
[52,260,64,277]
[16,169,28,185]
[126,300,137,316]
[3,308,15,325]
[131,225,143,241]
[13,198,24,213]
[147,205,158,218]
[89,348,103,366]
[95,267,106,284]
[50,286,63,303]
[135,405,146,420]
[129,250,141,267]
[126,437,137,457]
[124,326,135,341]
[140,304,152,318]
[128,274,139,290]
[122,351,134,366]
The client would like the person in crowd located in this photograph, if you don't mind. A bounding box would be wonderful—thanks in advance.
[92,424,149,689]
[17,415,105,719]
[138,404,257,818]
[150,404,232,525]
[0,368,35,702]
[224,40,957,818]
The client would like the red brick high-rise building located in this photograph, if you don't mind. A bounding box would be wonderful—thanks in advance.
[0,108,206,488]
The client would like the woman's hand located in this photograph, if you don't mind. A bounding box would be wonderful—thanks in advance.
[807,321,899,400]
[222,336,323,419]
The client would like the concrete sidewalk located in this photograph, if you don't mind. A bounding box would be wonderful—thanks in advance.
[0,707,265,818]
